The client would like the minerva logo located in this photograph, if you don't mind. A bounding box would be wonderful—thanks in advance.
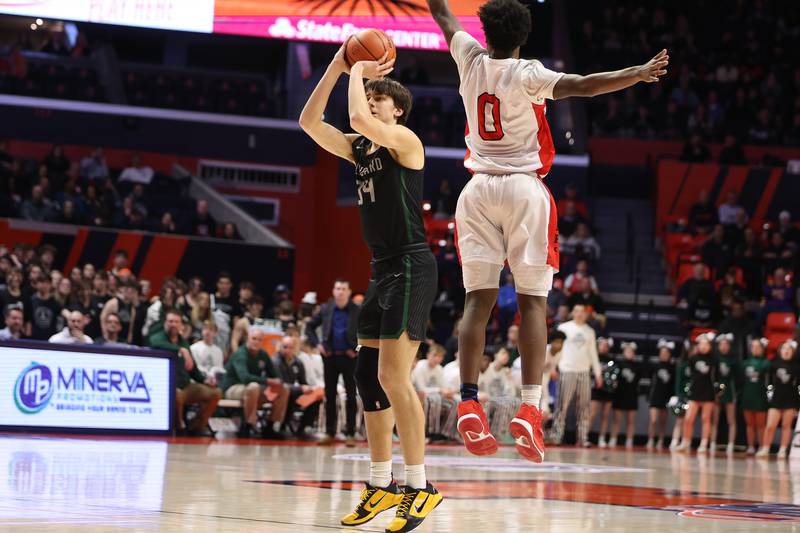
[14,362,151,414]
[14,362,54,414]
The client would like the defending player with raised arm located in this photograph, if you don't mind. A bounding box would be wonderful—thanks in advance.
[426,0,668,463]
[299,44,442,533]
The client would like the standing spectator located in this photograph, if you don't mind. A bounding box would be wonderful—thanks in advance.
[100,279,141,345]
[48,309,93,344]
[43,144,70,179]
[190,321,226,380]
[549,305,603,446]
[222,328,289,439]
[212,272,236,319]
[27,275,62,340]
[688,190,718,234]
[80,147,109,181]
[478,348,519,442]
[717,300,757,361]
[296,338,325,389]
[305,279,360,446]
[191,200,217,237]
[0,305,24,340]
[150,309,221,436]
[273,335,322,438]
[118,154,154,185]
[0,268,25,327]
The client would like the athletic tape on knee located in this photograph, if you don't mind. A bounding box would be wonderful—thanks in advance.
[355,346,391,412]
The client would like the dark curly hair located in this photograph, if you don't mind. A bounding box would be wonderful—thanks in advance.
[478,0,532,53]
[365,78,413,125]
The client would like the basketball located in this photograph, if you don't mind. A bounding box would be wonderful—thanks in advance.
[344,29,396,67]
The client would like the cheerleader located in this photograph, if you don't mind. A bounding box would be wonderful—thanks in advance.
[591,337,615,447]
[756,340,800,458]
[741,338,770,454]
[677,333,717,453]
[669,343,692,450]
[610,342,641,448]
[647,339,676,450]
[712,334,738,454]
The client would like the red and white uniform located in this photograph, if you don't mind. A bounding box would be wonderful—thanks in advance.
[451,31,563,296]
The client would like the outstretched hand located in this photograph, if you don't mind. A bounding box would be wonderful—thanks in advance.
[352,52,395,80]
[638,49,669,82]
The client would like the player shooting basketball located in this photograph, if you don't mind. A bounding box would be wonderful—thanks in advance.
[427,0,668,462]
[299,35,442,533]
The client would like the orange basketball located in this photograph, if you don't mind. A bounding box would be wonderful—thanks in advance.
[344,29,396,67]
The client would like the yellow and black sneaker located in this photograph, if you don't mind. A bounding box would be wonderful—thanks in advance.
[385,483,443,533]
[341,480,404,526]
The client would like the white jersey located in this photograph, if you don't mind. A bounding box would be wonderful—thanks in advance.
[450,31,564,176]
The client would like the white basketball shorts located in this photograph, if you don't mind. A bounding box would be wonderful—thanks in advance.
[454,173,559,297]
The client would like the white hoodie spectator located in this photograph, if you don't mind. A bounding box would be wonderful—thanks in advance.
[49,310,93,344]
[118,154,154,185]
[190,322,225,378]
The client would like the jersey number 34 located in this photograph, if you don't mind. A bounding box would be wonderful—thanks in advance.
[357,178,376,205]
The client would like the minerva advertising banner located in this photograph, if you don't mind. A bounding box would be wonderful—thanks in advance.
[0,343,173,433]
[213,0,486,51]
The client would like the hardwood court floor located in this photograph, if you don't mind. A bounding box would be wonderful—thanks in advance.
[1,434,798,532]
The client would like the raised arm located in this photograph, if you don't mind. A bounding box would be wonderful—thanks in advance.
[426,0,464,48]
[299,44,358,163]
[552,49,669,99]
[348,59,424,169]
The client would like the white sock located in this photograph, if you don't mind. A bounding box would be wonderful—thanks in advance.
[369,460,392,489]
[521,385,542,408]
[404,464,427,490]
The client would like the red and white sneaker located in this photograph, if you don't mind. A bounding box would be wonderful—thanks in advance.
[509,403,546,463]
[457,400,498,456]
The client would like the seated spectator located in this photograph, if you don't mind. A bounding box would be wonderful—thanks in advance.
[412,343,457,441]
[546,277,567,321]
[557,183,589,219]
[0,305,24,340]
[191,200,217,237]
[680,134,711,163]
[718,134,747,165]
[222,327,289,439]
[717,268,746,313]
[94,312,131,347]
[155,211,177,234]
[296,338,325,390]
[49,309,93,344]
[564,259,599,296]
[101,278,144,346]
[190,321,226,380]
[763,232,793,273]
[151,309,221,436]
[118,154,154,185]
[80,147,109,182]
[723,209,749,248]
[221,222,240,240]
[774,211,800,249]
[20,185,54,222]
[558,201,587,239]
[53,199,84,225]
[735,227,764,299]
[718,191,745,226]
[28,274,62,340]
[562,222,602,264]
[702,224,734,277]
[273,335,322,438]
[688,190,717,234]
[478,348,520,442]
[761,267,796,318]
